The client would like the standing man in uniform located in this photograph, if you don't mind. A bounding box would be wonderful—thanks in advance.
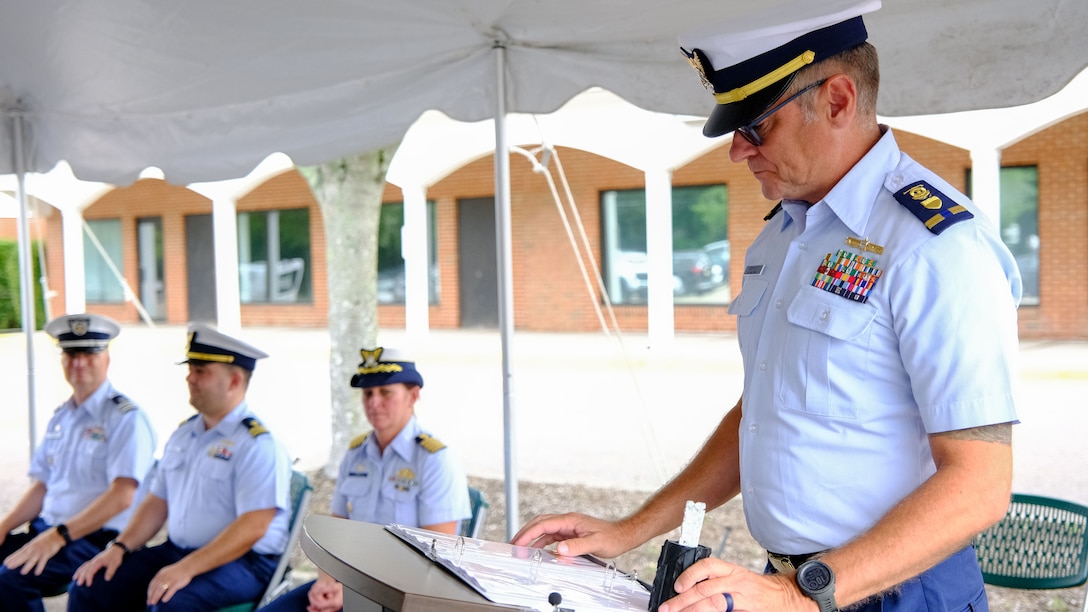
[68,323,292,611]
[514,2,1021,611]
[0,313,156,612]
[262,347,470,612]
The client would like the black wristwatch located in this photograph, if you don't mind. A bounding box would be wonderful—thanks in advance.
[54,523,73,546]
[795,559,838,612]
[106,539,131,557]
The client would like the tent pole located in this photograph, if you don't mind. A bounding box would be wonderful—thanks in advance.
[493,39,519,541]
[12,107,38,460]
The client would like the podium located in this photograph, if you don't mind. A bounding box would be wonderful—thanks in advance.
[301,514,523,611]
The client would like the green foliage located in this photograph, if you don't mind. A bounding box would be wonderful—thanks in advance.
[0,239,46,330]
[673,184,728,250]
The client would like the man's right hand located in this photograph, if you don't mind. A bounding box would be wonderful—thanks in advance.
[510,512,636,559]
[72,544,124,586]
[306,573,344,612]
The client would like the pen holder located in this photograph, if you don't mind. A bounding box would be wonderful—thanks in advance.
[648,539,711,611]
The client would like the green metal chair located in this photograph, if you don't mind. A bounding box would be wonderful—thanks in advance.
[218,469,314,612]
[974,493,1088,612]
[461,486,490,539]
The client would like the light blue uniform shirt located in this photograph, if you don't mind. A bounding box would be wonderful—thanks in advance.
[150,401,290,554]
[730,128,1021,555]
[30,380,157,532]
[331,416,470,529]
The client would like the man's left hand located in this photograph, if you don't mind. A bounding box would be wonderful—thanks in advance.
[2,529,65,576]
[658,558,814,612]
[146,564,194,606]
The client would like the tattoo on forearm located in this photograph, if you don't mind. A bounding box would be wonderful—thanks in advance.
[936,422,1012,444]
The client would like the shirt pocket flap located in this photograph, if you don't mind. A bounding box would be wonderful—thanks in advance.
[786,290,877,341]
[728,279,768,316]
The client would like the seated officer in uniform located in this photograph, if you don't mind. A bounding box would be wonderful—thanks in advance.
[262,346,470,612]
[0,313,156,612]
[68,323,292,611]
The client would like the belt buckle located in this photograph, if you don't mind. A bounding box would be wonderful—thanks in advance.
[767,552,796,573]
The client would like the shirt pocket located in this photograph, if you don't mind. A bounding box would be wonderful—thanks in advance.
[339,474,375,519]
[74,428,109,483]
[780,287,877,418]
[393,482,420,526]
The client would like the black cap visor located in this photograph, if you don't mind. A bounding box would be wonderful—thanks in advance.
[702,77,792,138]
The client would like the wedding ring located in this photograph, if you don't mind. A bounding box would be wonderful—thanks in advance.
[161,584,169,590]
[723,592,734,612]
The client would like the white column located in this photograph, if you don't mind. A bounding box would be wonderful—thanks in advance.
[212,196,242,333]
[970,147,1002,229]
[401,183,430,342]
[645,168,675,347]
[61,207,87,314]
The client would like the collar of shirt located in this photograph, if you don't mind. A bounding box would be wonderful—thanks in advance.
[819,126,900,236]
[776,126,900,236]
[68,379,115,421]
[199,400,250,437]
[365,415,421,463]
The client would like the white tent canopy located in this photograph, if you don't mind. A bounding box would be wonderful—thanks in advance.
[2,0,1087,185]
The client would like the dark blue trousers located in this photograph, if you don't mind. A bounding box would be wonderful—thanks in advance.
[66,539,278,612]
[768,546,987,611]
[258,580,329,612]
[0,518,112,612]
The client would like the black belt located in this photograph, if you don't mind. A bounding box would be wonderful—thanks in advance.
[767,550,821,573]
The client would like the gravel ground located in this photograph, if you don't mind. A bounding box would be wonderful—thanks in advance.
[288,472,1085,612]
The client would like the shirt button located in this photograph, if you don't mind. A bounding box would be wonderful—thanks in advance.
[759,361,767,371]
[774,299,784,310]
[799,241,807,251]
[891,175,904,188]
[749,423,759,434]
[746,485,754,494]
[820,309,830,321]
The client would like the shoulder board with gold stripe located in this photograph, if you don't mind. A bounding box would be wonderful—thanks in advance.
[180,414,199,426]
[111,394,137,413]
[241,417,269,438]
[893,180,974,235]
[349,431,372,450]
[415,434,446,453]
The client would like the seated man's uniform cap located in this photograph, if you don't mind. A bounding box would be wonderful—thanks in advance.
[180,323,268,372]
[679,0,880,138]
[45,313,121,353]
[350,347,424,389]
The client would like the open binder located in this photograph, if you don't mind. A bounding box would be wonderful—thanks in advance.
[386,524,650,612]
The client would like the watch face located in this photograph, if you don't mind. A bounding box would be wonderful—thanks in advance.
[799,562,832,590]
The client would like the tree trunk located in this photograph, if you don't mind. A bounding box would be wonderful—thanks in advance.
[301,148,394,477]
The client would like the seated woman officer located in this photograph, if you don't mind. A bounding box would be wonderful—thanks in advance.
[264,346,471,612]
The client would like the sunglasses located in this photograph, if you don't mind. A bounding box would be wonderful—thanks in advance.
[734,78,828,147]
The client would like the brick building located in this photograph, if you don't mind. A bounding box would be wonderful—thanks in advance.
[4,112,1086,339]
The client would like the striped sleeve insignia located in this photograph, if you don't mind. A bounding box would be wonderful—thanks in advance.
[349,431,371,450]
[241,417,269,437]
[893,180,974,234]
[111,394,136,413]
[415,434,446,453]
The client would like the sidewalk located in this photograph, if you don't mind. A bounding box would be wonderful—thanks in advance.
[3,326,1088,511]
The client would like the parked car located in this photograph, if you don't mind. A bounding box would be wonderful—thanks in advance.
[672,249,717,295]
[701,239,730,286]
[612,251,649,303]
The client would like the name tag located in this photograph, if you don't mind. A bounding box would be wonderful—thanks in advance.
[744,265,764,276]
